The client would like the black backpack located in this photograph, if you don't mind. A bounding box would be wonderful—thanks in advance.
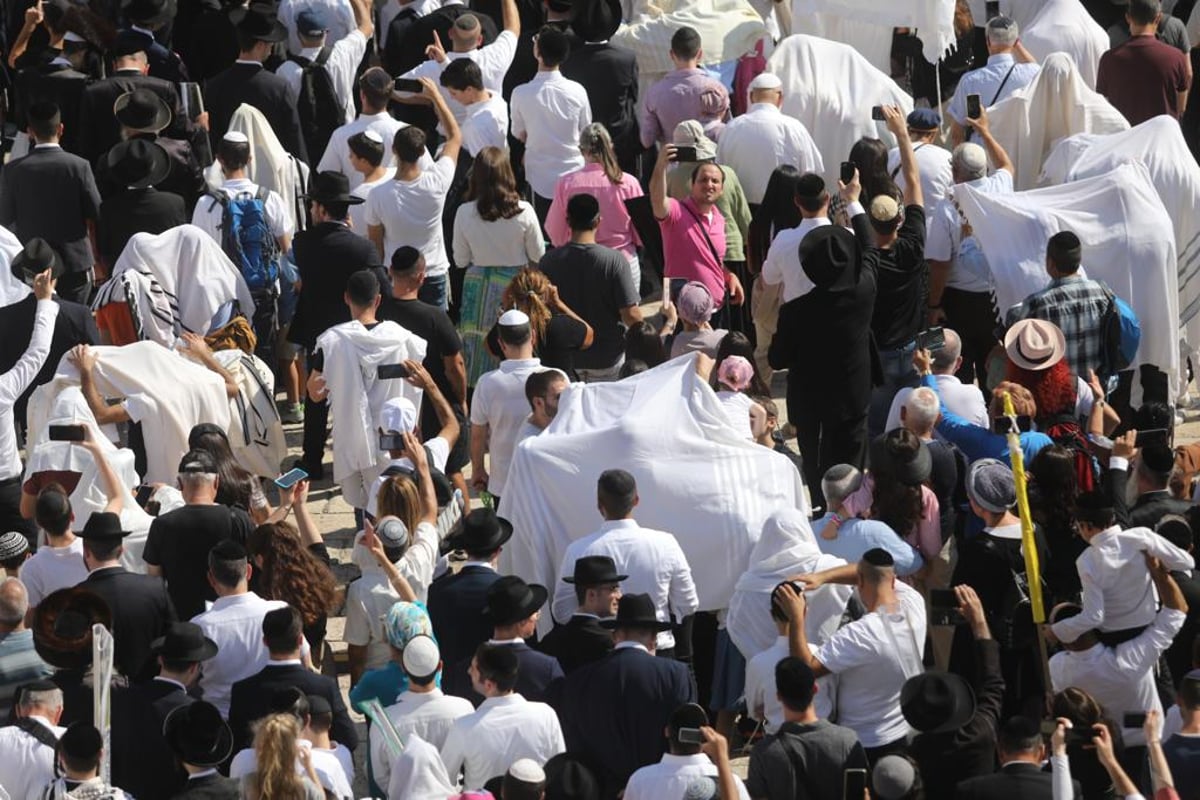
[289,46,344,161]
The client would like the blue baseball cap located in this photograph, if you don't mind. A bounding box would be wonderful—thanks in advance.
[906,108,941,131]
[296,7,329,37]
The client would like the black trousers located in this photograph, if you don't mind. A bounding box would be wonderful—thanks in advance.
[301,348,328,475]
[787,369,869,510]
[56,269,93,305]
[943,286,999,394]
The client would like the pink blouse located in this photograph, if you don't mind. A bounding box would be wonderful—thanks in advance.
[843,475,942,563]
[545,162,643,260]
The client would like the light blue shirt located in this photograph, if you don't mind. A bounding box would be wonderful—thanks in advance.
[947,53,1041,126]
[813,515,924,576]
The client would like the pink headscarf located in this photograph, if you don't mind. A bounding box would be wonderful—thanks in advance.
[718,355,754,392]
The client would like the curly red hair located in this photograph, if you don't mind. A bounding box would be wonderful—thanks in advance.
[1006,360,1076,418]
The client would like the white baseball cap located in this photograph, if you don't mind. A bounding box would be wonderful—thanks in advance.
[379,396,417,434]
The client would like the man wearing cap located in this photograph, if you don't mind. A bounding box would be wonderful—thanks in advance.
[121,0,190,84]
[97,138,187,268]
[539,555,624,673]
[1109,435,1192,530]
[428,508,511,666]
[0,679,65,798]
[205,6,309,162]
[715,72,822,207]
[164,701,240,799]
[134,621,218,722]
[110,86,207,208]
[885,109,953,212]
[623,702,750,800]
[947,15,1040,146]
[640,27,730,148]
[318,67,411,186]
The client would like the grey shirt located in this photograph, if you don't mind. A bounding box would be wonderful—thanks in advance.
[746,720,869,800]
[1109,16,1190,54]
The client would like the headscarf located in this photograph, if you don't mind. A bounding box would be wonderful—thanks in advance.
[387,733,457,800]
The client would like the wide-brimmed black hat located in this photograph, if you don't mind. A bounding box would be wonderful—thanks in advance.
[106,138,170,189]
[122,0,172,26]
[78,512,132,542]
[113,88,172,134]
[11,238,63,282]
[901,671,976,734]
[150,621,219,662]
[563,555,627,585]
[448,508,513,553]
[33,587,112,669]
[231,5,288,42]
[163,701,234,767]
[600,593,671,631]
[798,224,861,292]
[109,29,150,58]
[304,171,364,205]
[869,430,932,487]
[572,0,621,42]
[483,575,548,626]
[544,754,601,800]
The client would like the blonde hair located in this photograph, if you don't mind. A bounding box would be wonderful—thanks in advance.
[579,123,622,184]
[501,268,553,346]
[375,473,422,545]
[248,714,308,800]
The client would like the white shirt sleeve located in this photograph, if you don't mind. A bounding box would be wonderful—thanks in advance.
[924,202,955,262]
[400,521,439,593]
[510,89,528,142]
[439,723,466,786]
[760,234,785,286]
[522,206,545,263]
[364,185,384,227]
[452,205,473,268]
[0,299,57,403]
[330,30,368,110]
[1052,557,1106,643]
[342,583,371,646]
[667,537,700,619]
[817,616,879,673]
[478,30,518,85]
[1114,608,1186,675]
[266,190,294,238]
[425,436,451,473]
[1138,527,1196,572]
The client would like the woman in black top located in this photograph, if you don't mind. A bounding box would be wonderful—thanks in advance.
[486,267,594,379]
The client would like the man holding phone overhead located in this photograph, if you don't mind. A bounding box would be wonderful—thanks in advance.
[946,15,1040,145]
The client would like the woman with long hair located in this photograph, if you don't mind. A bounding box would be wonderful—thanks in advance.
[486,267,594,378]
[1050,688,1122,800]
[746,166,803,379]
[241,714,324,800]
[545,123,644,290]
[188,425,271,522]
[833,137,900,226]
[370,433,440,601]
[453,147,546,385]
[1029,444,1086,603]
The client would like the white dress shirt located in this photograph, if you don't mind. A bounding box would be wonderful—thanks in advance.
[401,32,519,127]
[364,157,457,276]
[0,299,57,480]
[623,753,751,800]
[510,70,592,198]
[0,715,65,800]
[1050,608,1185,747]
[461,93,510,158]
[191,178,294,247]
[280,0,356,56]
[745,636,837,733]
[469,357,546,496]
[276,30,368,125]
[343,565,401,670]
[884,374,990,432]
[190,591,293,718]
[1050,526,1194,643]
[370,689,475,790]
[551,518,700,651]
[816,581,927,748]
[715,102,823,205]
[760,208,864,302]
[317,112,409,187]
[440,693,565,790]
[885,142,954,210]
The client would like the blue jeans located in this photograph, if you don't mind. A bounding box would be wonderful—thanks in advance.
[419,272,449,310]
[869,340,920,441]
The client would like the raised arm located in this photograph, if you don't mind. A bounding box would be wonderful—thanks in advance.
[1,269,58,403]
[882,104,922,209]
[404,359,459,450]
[78,427,125,515]
[180,332,239,398]
[964,108,1014,177]
[500,0,519,36]
[421,76,461,165]
[650,144,674,219]
[70,345,131,426]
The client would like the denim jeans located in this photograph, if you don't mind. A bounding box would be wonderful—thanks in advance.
[868,340,920,441]
[418,272,449,310]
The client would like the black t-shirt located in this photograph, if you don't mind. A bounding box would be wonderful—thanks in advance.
[143,503,253,619]
[540,243,639,370]
[485,314,589,379]
[867,204,928,350]
[379,297,464,404]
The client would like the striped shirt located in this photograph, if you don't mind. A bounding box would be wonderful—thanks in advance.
[1005,274,1111,378]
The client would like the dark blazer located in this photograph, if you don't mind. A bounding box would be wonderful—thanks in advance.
[561,43,640,167]
[955,762,1081,800]
[121,27,191,84]
[427,565,503,670]
[288,221,384,350]
[205,62,308,163]
[98,187,188,267]
[76,69,187,163]
[444,641,565,706]
[1111,466,1191,530]
[538,614,614,674]
[169,773,240,800]
[15,61,89,153]
[228,662,358,753]
[77,566,176,683]
[0,292,99,425]
[130,676,196,725]
[555,645,697,799]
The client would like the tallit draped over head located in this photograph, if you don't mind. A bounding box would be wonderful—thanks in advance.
[387,733,458,800]
[1004,0,1109,90]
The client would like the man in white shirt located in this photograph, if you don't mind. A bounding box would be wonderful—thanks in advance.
[510,25,591,221]
[371,635,474,791]
[20,485,88,611]
[623,703,751,800]
[439,58,509,158]
[947,15,1040,145]
[366,76,461,309]
[276,0,372,131]
[347,131,394,233]
[885,109,953,213]
[0,681,66,800]
[715,72,823,206]
[1049,558,1187,747]
[318,67,408,186]
[439,644,566,789]
[884,329,989,431]
[780,548,929,760]
[515,369,568,445]
[279,0,356,55]
[191,131,294,259]
[469,310,548,507]
[551,469,699,656]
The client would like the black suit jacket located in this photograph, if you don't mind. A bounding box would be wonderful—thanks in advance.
[444,641,565,705]
[561,43,640,165]
[0,293,98,425]
[98,187,188,267]
[538,614,614,674]
[122,27,191,84]
[15,61,89,153]
[77,566,176,683]
[130,677,196,724]
[955,762,1081,800]
[0,145,102,275]
[427,565,503,670]
[76,70,188,164]
[288,221,384,349]
[205,62,308,162]
[169,773,240,800]
[1111,466,1192,529]
[228,663,358,753]
[555,645,696,799]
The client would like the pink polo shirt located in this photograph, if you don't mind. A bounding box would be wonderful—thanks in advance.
[545,163,643,260]
[659,197,727,308]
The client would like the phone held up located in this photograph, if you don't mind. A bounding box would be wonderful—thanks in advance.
[48,424,86,442]
[394,77,423,93]
[916,326,945,352]
[671,145,698,163]
[840,161,856,184]
[967,93,982,120]
[274,467,308,489]
[870,105,885,121]
[377,363,410,380]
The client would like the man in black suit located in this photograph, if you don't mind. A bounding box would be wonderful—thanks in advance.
[13,36,89,155]
[427,509,510,669]
[227,606,358,753]
[539,555,622,674]
[134,621,217,724]
[955,716,1082,800]
[122,0,191,84]
[0,102,102,305]
[112,87,207,209]
[164,701,240,799]
[555,593,697,798]
[1111,437,1192,530]
[97,139,188,269]
[205,7,309,163]
[75,512,177,683]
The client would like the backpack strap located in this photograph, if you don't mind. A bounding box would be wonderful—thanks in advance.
[14,716,61,750]
[315,45,332,68]
[989,63,1017,106]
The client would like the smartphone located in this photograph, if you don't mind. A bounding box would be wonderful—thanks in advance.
[274,467,308,489]
[929,588,965,626]
[377,363,410,380]
[379,432,405,451]
[916,326,946,351]
[1123,712,1147,728]
[672,145,698,163]
[871,105,885,121]
[394,77,423,93]
[677,727,704,744]
[135,485,155,508]
[840,161,856,184]
[48,424,86,442]
[1135,428,1169,447]
[991,415,1031,436]
[1039,720,1091,744]
[986,0,1000,19]
[843,768,868,800]
[967,93,982,120]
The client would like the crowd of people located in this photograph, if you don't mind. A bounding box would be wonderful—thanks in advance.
[0,0,1199,797]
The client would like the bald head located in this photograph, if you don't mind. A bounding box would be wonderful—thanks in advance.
[0,578,29,628]
[930,329,963,373]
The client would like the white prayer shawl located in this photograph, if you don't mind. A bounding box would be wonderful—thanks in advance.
[91,225,256,346]
[212,349,286,479]
[791,0,956,67]
[387,733,456,800]
[502,354,809,639]
[1040,117,1200,345]
[986,52,1129,190]
[204,104,310,234]
[315,320,426,484]
[955,162,1178,405]
[0,224,30,306]
[727,508,852,661]
[23,387,152,571]
[1005,0,1109,90]
[788,14,892,74]
[769,35,914,187]
[32,341,232,483]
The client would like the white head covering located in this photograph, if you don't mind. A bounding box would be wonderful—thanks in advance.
[0,223,30,306]
[387,733,457,800]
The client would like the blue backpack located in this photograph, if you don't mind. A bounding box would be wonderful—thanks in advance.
[209,187,279,291]
[1099,289,1142,377]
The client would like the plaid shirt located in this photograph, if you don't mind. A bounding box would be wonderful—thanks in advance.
[1005,275,1111,377]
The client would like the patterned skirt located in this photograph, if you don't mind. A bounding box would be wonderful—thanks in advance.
[460,265,522,387]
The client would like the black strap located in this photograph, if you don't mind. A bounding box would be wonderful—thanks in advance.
[890,143,926,179]
[990,63,1017,106]
[14,716,61,750]
[678,200,725,273]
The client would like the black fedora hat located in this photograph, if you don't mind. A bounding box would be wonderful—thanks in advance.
[572,0,621,42]
[448,508,513,553]
[900,671,976,734]
[150,621,219,662]
[600,593,671,631]
[11,238,63,282]
[106,138,170,189]
[163,701,234,767]
[122,0,172,25]
[303,171,364,205]
[33,587,112,669]
[78,512,132,542]
[563,555,627,585]
[483,575,548,625]
[231,5,288,43]
[798,224,861,292]
[113,88,172,134]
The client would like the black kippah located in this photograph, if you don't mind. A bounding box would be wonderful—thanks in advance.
[210,539,247,561]
[60,723,103,759]
[795,173,825,198]
[862,547,895,567]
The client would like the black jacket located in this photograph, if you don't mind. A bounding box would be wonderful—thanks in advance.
[205,62,308,162]
[122,27,191,84]
[169,773,240,800]
[0,145,102,275]
[538,614,614,674]
[561,43,640,166]
[444,641,565,706]
[76,70,188,164]
[228,662,358,753]
[98,187,188,267]
[427,565,503,670]
[956,762,1081,800]
[1111,467,1192,530]
[14,61,89,154]
[130,676,196,725]
[0,293,99,425]
[77,566,176,683]
[288,221,384,350]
